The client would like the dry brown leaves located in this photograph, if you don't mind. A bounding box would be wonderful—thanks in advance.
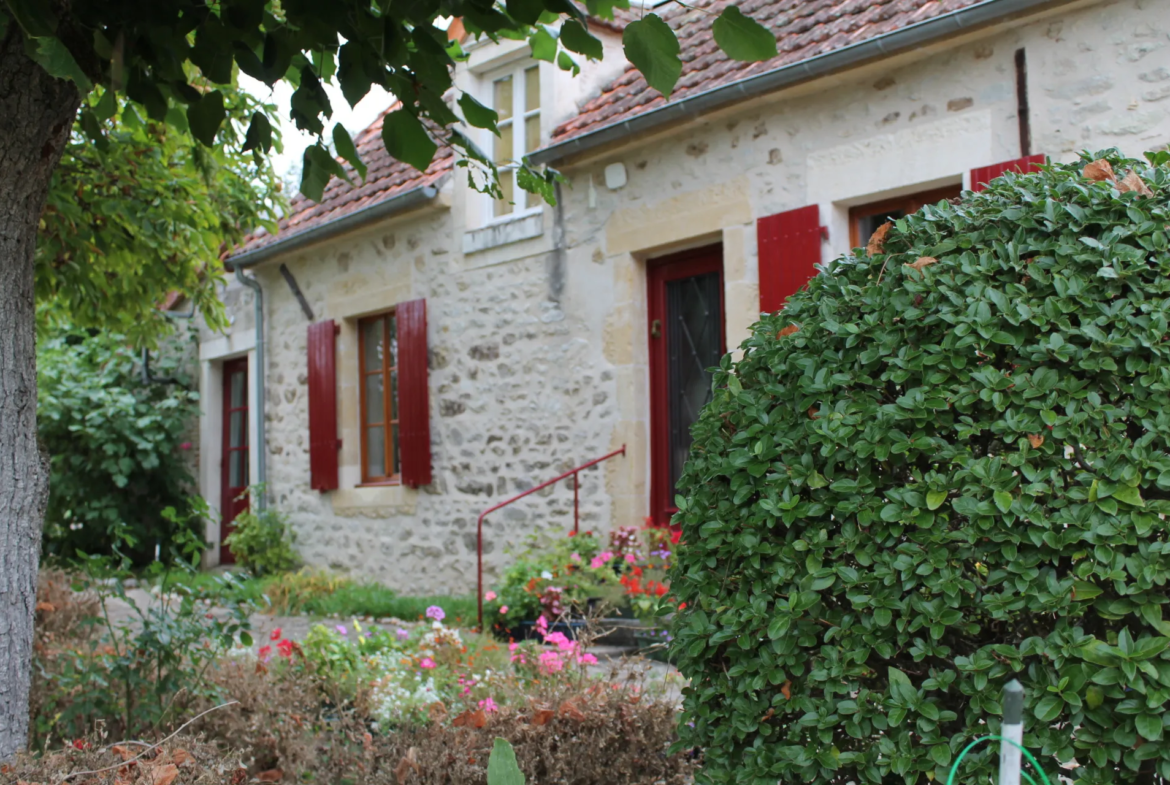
[425,702,447,723]
[395,748,420,785]
[558,700,586,722]
[906,256,937,272]
[866,222,893,256]
[780,680,792,700]
[254,769,283,782]
[452,709,487,729]
[1118,170,1154,197]
[531,708,555,726]
[1084,159,1115,182]
[776,324,799,339]
[807,407,819,421]
[1027,434,1045,448]
[36,601,57,613]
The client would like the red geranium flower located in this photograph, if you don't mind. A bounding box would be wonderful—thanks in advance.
[270,627,283,641]
[277,638,295,658]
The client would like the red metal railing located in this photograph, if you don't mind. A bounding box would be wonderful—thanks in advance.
[477,445,627,631]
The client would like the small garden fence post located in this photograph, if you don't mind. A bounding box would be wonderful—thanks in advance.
[475,445,627,631]
[998,680,1025,785]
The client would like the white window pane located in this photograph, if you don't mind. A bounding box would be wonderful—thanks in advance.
[525,66,540,112]
[525,114,540,154]
[494,75,513,121]
[367,426,385,478]
[494,121,513,164]
[495,173,515,217]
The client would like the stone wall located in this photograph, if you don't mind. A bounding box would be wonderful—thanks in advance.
[196,0,1170,594]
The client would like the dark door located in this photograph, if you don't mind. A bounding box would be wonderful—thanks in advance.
[220,358,249,564]
[648,246,725,526]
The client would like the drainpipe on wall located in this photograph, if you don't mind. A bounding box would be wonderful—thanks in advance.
[234,265,268,511]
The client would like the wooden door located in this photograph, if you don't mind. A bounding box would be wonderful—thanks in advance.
[220,358,249,563]
[647,245,725,526]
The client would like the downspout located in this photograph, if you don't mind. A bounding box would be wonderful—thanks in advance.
[234,265,267,511]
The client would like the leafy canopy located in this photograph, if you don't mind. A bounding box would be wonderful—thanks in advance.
[3,0,777,205]
[670,150,1170,785]
[38,81,282,341]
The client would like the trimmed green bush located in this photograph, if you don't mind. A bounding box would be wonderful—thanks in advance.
[671,150,1170,785]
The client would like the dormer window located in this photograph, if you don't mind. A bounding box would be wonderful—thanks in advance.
[491,64,541,218]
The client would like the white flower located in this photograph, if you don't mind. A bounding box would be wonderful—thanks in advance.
[541,570,553,580]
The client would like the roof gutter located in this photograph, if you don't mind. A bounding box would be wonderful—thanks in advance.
[530,0,1063,166]
[227,181,444,270]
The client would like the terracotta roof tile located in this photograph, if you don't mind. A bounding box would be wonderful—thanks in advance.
[550,0,982,143]
[233,104,452,257]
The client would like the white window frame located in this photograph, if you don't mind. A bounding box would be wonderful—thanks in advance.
[481,60,542,224]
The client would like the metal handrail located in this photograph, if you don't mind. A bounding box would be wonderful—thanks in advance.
[476,444,627,630]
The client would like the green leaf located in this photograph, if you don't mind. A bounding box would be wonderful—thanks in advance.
[623,14,681,98]
[331,124,367,181]
[6,0,58,37]
[505,0,545,26]
[93,87,117,121]
[557,50,580,75]
[381,109,437,173]
[560,20,603,60]
[304,144,352,198]
[300,147,331,203]
[1073,581,1103,601]
[186,89,226,147]
[711,6,776,62]
[487,738,526,785]
[1136,714,1163,742]
[1086,685,1105,709]
[458,93,499,134]
[993,491,1013,514]
[1113,485,1144,507]
[925,490,947,511]
[239,630,253,647]
[1034,694,1064,722]
[29,37,92,91]
[529,26,558,63]
[242,112,273,153]
[887,667,916,705]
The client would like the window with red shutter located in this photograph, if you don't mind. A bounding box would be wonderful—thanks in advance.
[970,154,1045,192]
[307,320,340,492]
[396,298,432,488]
[757,205,823,314]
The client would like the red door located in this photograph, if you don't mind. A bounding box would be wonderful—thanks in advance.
[648,245,725,526]
[220,358,249,563]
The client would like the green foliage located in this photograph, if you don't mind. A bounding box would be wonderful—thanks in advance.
[488,738,526,785]
[38,85,282,342]
[33,531,253,743]
[484,531,612,629]
[37,328,201,566]
[6,0,774,213]
[223,495,300,577]
[711,7,777,62]
[671,150,1170,785]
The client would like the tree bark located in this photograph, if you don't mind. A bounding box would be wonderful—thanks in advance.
[0,27,80,760]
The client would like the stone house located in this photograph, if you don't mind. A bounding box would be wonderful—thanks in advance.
[193,0,1170,593]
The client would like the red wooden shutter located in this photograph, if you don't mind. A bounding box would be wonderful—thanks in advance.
[970,154,1045,192]
[307,320,340,492]
[757,205,823,314]
[397,298,432,488]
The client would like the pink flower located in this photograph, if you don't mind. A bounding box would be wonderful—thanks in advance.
[499,605,508,614]
[625,553,637,564]
[536,615,548,633]
[538,650,565,673]
[335,625,348,635]
[590,551,615,569]
[419,657,437,669]
[270,628,283,641]
[396,627,410,640]
[570,552,581,563]
[479,697,499,713]
[577,652,598,665]
[178,442,192,451]
[426,605,446,622]
[484,591,497,602]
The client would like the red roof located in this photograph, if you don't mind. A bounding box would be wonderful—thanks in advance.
[551,0,983,143]
[234,104,452,256]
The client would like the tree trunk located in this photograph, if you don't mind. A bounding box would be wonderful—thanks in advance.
[0,27,81,760]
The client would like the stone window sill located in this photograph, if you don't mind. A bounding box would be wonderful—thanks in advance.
[330,483,416,514]
[463,211,543,255]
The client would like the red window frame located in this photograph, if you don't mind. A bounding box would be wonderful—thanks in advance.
[358,311,400,484]
[848,184,962,249]
[220,357,249,564]
[647,244,725,527]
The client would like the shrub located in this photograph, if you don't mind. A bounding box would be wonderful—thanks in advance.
[223,497,300,576]
[671,150,1170,785]
[38,327,201,566]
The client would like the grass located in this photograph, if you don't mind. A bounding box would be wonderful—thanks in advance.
[148,568,477,625]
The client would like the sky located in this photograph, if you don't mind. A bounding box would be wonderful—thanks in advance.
[239,74,396,192]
